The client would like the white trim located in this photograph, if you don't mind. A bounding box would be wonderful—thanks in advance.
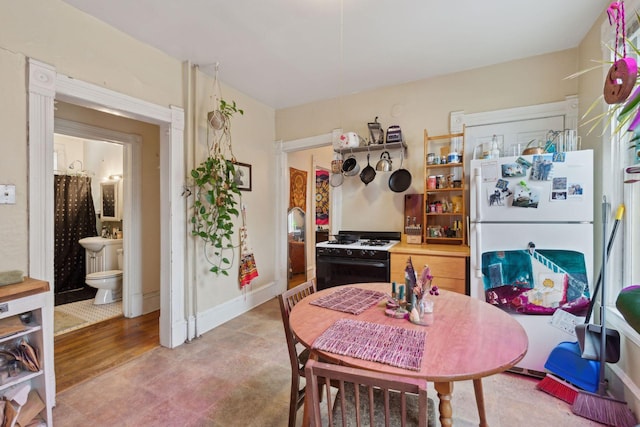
[54,119,144,319]
[193,281,277,334]
[450,95,579,132]
[28,60,186,355]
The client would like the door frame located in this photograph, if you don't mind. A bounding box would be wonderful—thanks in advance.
[28,59,187,351]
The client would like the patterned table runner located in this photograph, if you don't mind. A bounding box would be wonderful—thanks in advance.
[312,318,426,371]
[310,287,386,315]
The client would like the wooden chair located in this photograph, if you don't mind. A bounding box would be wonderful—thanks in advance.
[278,279,318,427]
[305,359,432,427]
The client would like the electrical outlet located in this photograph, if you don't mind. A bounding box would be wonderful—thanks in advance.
[0,185,16,204]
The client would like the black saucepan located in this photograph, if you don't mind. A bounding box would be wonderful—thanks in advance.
[360,153,376,185]
[388,149,412,192]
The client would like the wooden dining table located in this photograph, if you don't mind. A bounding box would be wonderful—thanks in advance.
[289,282,528,427]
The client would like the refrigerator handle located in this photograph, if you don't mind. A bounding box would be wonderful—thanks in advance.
[473,167,482,221]
[474,222,483,278]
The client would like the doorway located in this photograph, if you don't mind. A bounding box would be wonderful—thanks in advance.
[27,59,186,355]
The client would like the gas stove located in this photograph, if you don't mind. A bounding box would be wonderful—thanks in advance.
[316,230,400,251]
[317,238,399,251]
[315,231,400,290]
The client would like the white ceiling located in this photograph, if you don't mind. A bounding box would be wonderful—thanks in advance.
[62,0,607,109]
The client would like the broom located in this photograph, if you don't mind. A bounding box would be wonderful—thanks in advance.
[537,204,625,404]
[571,197,637,427]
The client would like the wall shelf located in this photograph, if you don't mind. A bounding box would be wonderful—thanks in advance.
[334,141,407,154]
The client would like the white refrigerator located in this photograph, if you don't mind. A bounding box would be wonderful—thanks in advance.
[469,149,594,376]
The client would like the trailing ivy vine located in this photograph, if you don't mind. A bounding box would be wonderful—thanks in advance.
[190,98,244,275]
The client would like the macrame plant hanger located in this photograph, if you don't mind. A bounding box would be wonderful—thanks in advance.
[604,1,637,105]
[207,63,237,164]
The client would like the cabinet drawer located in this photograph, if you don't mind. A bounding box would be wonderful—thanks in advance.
[390,253,467,294]
[433,277,466,295]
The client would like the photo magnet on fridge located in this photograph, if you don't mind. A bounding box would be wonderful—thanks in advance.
[530,154,554,181]
[512,182,540,208]
[516,157,532,168]
[552,152,566,162]
[501,163,527,178]
[567,183,584,199]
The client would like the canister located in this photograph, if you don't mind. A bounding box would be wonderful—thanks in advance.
[427,176,436,189]
[447,152,460,163]
[435,175,445,189]
[427,153,435,164]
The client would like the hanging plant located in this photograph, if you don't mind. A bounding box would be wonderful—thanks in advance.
[190,96,244,275]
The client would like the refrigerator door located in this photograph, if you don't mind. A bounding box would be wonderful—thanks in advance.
[469,222,593,374]
[470,150,593,223]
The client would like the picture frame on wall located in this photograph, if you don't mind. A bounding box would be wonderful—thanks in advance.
[233,162,252,191]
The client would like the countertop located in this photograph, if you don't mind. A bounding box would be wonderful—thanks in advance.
[0,277,49,303]
[389,242,469,257]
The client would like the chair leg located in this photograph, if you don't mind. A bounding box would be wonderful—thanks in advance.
[288,374,300,427]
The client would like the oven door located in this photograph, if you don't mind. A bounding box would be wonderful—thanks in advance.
[316,255,390,291]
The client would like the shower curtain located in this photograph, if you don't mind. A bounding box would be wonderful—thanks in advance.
[54,175,98,295]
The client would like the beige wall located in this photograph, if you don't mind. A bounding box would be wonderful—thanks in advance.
[191,69,276,308]
[0,50,28,273]
[276,49,579,232]
[0,0,276,314]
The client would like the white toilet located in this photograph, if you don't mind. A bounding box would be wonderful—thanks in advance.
[85,248,123,305]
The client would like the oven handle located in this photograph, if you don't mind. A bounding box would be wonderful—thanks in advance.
[316,257,388,268]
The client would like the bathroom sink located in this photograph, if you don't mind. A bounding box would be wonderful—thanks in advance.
[79,236,123,252]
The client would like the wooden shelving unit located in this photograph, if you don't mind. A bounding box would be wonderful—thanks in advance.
[423,130,466,245]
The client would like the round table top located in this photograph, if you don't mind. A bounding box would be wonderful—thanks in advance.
[289,282,528,382]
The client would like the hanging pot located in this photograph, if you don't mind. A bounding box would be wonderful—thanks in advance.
[388,149,412,192]
[207,110,226,130]
[375,151,392,172]
[360,153,376,185]
[342,154,360,176]
[329,172,344,187]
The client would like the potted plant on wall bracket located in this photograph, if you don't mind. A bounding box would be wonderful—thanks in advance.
[190,96,245,275]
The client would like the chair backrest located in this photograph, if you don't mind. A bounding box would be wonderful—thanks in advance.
[278,279,317,369]
[305,359,428,427]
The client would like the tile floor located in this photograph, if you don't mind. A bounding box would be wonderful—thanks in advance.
[52,298,606,426]
[54,300,123,336]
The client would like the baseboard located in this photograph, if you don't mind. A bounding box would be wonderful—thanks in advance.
[187,281,277,340]
[142,290,160,314]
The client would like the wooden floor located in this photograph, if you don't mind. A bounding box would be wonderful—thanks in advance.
[287,272,307,289]
[54,310,160,393]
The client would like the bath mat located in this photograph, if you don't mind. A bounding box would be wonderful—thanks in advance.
[54,311,88,336]
[310,287,386,315]
[312,318,426,371]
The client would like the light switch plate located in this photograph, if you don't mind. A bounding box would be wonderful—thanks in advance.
[0,185,16,204]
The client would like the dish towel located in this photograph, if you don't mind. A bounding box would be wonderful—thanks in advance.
[239,205,259,288]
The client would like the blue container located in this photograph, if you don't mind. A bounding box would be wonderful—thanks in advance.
[544,341,599,393]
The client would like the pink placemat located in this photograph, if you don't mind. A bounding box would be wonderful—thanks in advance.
[310,287,386,315]
[312,318,426,371]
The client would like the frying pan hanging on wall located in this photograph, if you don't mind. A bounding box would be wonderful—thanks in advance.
[388,149,411,192]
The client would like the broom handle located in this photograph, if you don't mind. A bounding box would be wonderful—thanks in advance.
[598,197,609,395]
[584,204,625,324]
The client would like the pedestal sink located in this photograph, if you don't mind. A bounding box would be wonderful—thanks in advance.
[78,236,123,252]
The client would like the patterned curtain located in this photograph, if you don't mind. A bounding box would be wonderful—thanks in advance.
[289,167,307,211]
[54,175,98,294]
[315,169,329,225]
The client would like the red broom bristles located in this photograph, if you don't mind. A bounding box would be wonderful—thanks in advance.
[537,374,579,404]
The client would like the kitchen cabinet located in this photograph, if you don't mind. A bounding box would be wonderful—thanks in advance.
[423,130,466,244]
[389,243,469,295]
[0,277,53,426]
